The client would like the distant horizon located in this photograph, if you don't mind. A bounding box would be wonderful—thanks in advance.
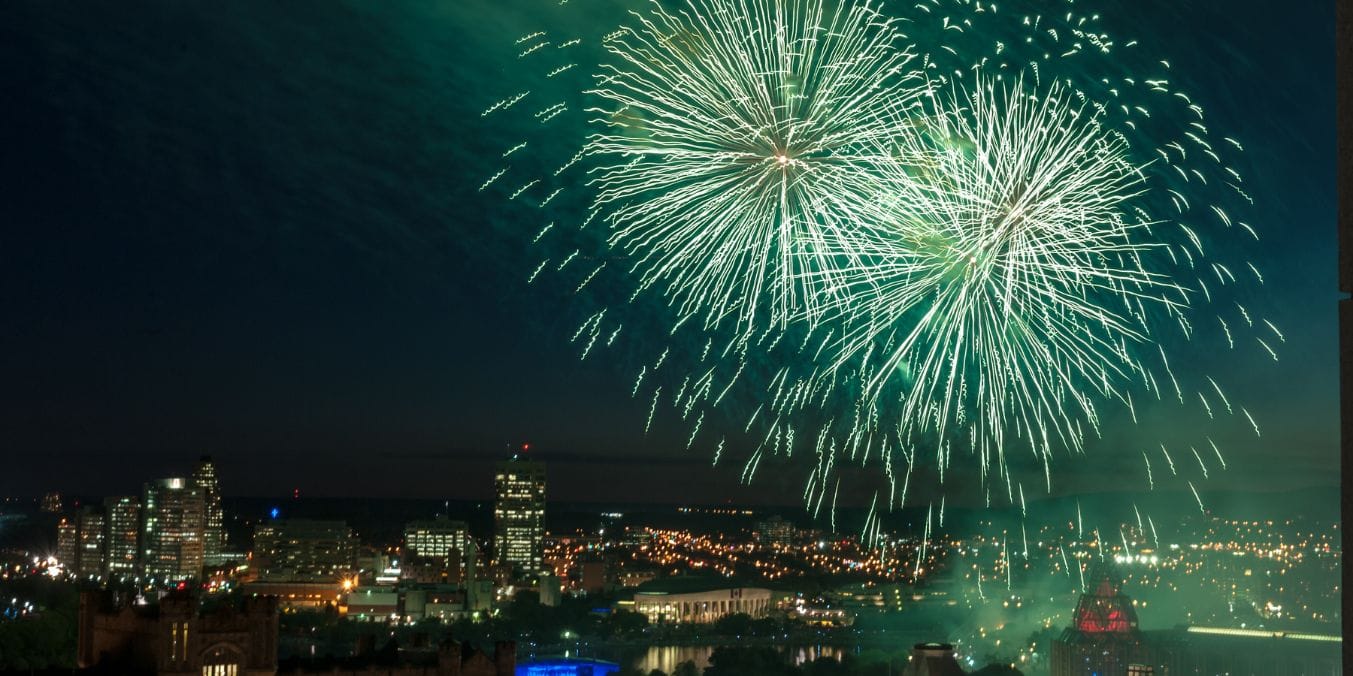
[8,483,1339,515]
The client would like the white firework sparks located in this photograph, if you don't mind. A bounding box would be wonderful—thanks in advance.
[586,0,925,333]
[808,73,1184,487]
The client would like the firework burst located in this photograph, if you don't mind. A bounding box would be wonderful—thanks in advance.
[812,74,1181,486]
[586,0,924,332]
[484,0,1280,555]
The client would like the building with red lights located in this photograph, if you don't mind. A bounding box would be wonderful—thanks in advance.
[1051,564,1151,676]
[1050,564,1342,675]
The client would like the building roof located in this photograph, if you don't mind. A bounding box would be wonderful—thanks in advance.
[1071,562,1139,634]
[633,575,768,596]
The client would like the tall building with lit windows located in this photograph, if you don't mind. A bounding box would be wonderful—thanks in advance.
[74,506,106,579]
[191,456,226,564]
[102,496,140,577]
[405,516,475,581]
[493,455,546,577]
[57,516,78,567]
[55,506,107,578]
[141,477,206,582]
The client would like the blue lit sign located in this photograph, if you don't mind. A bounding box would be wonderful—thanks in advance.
[517,658,621,676]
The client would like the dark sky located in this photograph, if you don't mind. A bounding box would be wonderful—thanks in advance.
[0,0,1337,505]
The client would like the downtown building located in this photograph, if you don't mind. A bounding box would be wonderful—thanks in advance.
[251,518,357,583]
[404,515,476,584]
[754,515,796,547]
[493,456,546,579]
[56,500,139,580]
[103,495,141,577]
[246,518,357,611]
[191,456,228,565]
[141,477,207,582]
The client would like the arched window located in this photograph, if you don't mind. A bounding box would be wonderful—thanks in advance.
[200,643,243,676]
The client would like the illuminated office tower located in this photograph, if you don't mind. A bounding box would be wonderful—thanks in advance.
[74,506,106,578]
[141,478,206,582]
[56,516,78,567]
[56,508,106,578]
[493,456,546,577]
[191,456,226,563]
[404,516,475,581]
[103,496,141,577]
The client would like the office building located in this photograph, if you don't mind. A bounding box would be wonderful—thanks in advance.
[405,516,475,582]
[141,477,206,582]
[493,456,546,577]
[191,456,227,564]
[102,496,140,577]
[56,506,108,579]
[57,516,78,567]
[74,506,106,579]
[252,518,356,582]
[754,515,795,547]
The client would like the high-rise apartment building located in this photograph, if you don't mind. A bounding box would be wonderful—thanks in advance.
[103,496,140,577]
[252,519,356,582]
[493,456,546,577]
[141,478,206,582]
[191,456,226,564]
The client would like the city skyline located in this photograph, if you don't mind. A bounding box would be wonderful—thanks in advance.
[0,0,1341,673]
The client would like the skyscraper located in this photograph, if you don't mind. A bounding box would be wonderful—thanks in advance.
[493,455,546,577]
[191,456,226,564]
[103,496,141,577]
[141,478,206,582]
[56,516,78,567]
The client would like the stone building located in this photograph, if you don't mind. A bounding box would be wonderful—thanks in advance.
[77,590,279,675]
[1050,564,1150,676]
[629,579,772,624]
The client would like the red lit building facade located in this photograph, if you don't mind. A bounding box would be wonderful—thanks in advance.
[1051,565,1152,676]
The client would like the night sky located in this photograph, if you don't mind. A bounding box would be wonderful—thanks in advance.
[0,0,1337,505]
